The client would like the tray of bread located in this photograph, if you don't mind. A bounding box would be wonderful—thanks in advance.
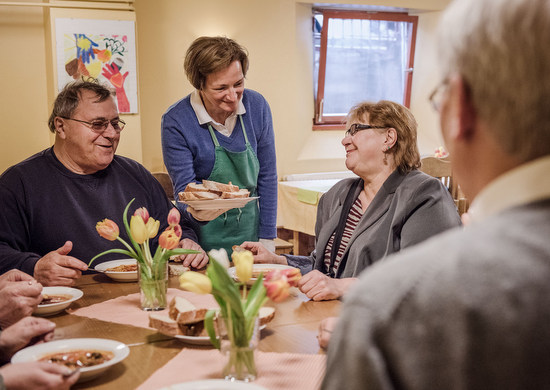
[178,180,258,210]
[149,296,275,345]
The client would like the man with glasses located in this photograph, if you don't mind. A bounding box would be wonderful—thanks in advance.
[0,81,206,286]
[322,0,550,388]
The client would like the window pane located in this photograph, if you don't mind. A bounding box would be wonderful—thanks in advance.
[321,17,413,116]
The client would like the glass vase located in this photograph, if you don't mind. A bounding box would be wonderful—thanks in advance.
[217,314,260,382]
[138,261,168,311]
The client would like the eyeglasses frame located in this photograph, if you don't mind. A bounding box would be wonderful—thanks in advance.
[345,123,388,137]
[61,117,126,134]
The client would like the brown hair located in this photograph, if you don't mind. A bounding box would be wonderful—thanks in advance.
[347,100,421,174]
[184,36,249,90]
[47,81,113,133]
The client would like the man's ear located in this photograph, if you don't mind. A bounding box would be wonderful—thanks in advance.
[53,117,67,139]
[455,75,477,141]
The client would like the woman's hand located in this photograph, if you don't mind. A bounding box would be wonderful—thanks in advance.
[317,316,338,349]
[0,317,55,361]
[0,361,80,390]
[298,270,357,301]
[187,206,230,221]
[174,238,209,269]
[240,241,287,264]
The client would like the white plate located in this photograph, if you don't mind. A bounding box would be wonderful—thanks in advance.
[228,264,297,285]
[11,338,129,383]
[160,379,268,390]
[172,324,267,345]
[178,197,259,211]
[94,259,138,282]
[34,287,83,316]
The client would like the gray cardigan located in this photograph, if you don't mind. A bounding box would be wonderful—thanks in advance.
[286,169,461,277]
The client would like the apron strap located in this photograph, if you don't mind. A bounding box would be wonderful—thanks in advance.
[207,116,248,147]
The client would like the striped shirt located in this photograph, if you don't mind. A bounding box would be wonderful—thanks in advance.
[324,196,364,276]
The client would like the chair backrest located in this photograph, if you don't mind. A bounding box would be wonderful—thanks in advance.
[420,156,469,215]
[152,172,175,201]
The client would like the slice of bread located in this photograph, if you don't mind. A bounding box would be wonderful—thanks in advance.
[178,191,220,201]
[259,306,276,326]
[149,313,180,336]
[202,180,239,193]
[184,182,209,192]
[168,296,208,324]
[221,189,250,199]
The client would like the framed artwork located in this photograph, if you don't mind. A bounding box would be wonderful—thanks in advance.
[54,18,138,114]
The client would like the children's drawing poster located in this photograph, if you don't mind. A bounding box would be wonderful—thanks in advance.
[55,18,138,114]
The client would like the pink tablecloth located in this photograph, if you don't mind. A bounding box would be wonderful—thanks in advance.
[136,348,326,390]
[69,288,218,328]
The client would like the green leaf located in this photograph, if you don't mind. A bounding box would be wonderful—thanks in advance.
[88,248,137,267]
[204,309,220,349]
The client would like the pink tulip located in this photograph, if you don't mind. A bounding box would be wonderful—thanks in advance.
[159,228,179,250]
[133,207,150,224]
[172,224,182,238]
[264,277,290,303]
[280,268,301,287]
[96,219,119,241]
[167,208,180,227]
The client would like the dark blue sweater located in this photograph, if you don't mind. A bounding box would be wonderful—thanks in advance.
[0,147,198,275]
[161,89,277,239]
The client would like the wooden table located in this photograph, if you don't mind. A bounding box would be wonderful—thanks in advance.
[49,274,340,389]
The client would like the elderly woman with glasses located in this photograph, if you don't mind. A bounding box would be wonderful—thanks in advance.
[242,100,461,301]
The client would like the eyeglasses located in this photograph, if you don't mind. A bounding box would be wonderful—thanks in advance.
[428,78,449,112]
[345,123,387,137]
[61,117,126,133]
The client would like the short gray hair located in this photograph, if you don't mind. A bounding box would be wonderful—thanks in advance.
[438,0,550,162]
[48,81,113,133]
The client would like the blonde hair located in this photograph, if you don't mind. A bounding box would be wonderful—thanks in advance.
[184,36,249,90]
[438,0,550,161]
[347,100,421,174]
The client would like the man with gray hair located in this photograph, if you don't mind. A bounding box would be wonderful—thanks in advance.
[322,0,550,388]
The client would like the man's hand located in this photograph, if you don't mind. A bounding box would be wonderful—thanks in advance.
[173,238,209,269]
[0,317,55,361]
[0,274,43,329]
[0,361,80,390]
[317,316,338,349]
[240,241,287,264]
[33,241,88,286]
[298,270,357,301]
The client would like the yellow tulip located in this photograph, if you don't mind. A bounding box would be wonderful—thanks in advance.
[179,271,212,294]
[145,218,160,238]
[130,215,148,244]
[232,249,253,283]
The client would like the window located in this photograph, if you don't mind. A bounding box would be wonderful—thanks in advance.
[313,10,418,129]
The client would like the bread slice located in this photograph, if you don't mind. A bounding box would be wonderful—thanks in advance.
[179,191,220,201]
[184,182,209,192]
[169,296,208,324]
[259,306,275,326]
[221,189,250,199]
[149,313,180,336]
[202,180,239,193]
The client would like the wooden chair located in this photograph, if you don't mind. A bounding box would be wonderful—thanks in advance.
[420,156,469,215]
[152,172,175,201]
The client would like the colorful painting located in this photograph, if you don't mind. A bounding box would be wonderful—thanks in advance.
[55,18,138,114]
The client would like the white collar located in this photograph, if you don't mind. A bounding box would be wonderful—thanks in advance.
[190,89,246,126]
[468,155,550,222]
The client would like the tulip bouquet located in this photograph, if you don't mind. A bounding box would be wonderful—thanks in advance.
[89,198,199,310]
[179,249,301,381]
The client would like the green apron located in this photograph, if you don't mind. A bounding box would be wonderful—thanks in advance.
[198,116,260,255]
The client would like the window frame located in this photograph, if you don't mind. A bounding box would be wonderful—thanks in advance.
[313,10,419,130]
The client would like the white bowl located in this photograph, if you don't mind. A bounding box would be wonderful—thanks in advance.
[34,287,83,316]
[94,258,138,282]
[228,263,297,285]
[11,338,129,382]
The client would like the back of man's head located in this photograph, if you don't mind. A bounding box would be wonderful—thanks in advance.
[438,0,550,163]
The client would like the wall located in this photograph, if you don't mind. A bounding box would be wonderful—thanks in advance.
[0,0,450,177]
[135,0,450,178]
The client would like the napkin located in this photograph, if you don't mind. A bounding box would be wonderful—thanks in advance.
[297,188,320,205]
[136,349,326,390]
[69,289,218,328]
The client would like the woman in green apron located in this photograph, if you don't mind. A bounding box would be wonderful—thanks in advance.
[162,36,278,260]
